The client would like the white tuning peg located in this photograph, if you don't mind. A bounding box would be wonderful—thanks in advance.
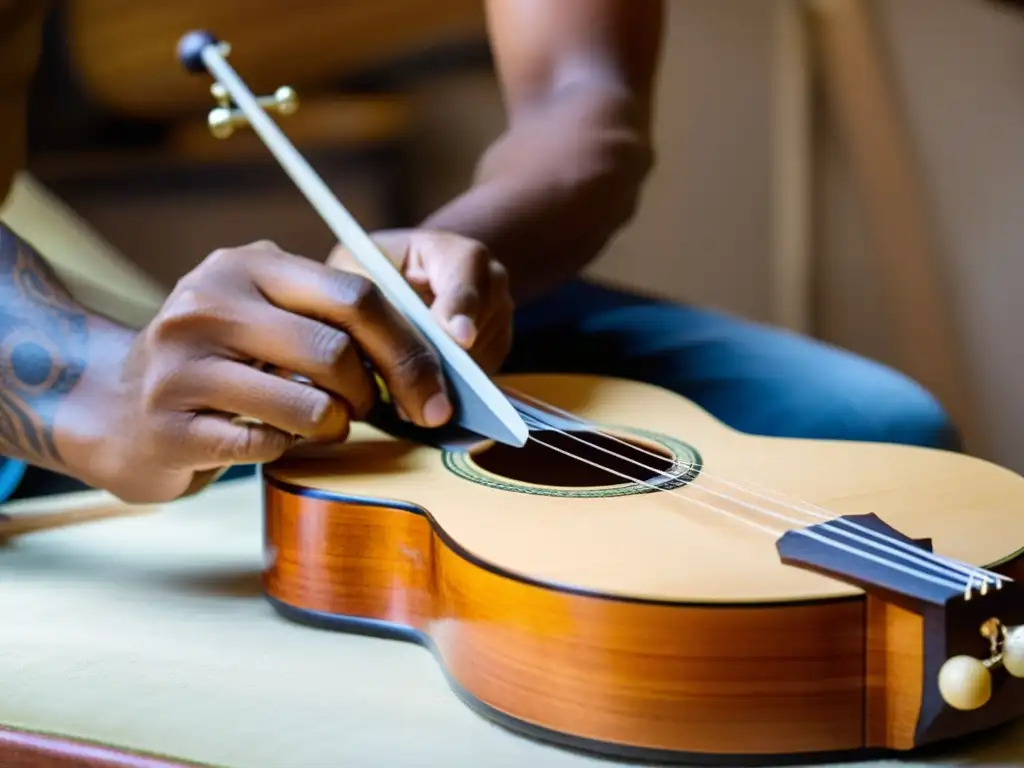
[1002,625,1024,678]
[938,655,993,711]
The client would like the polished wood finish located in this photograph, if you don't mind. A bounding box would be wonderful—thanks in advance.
[264,486,867,758]
[267,374,1024,605]
[263,372,1024,762]
[865,598,925,750]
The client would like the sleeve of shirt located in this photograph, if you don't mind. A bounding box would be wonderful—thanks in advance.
[0,0,50,504]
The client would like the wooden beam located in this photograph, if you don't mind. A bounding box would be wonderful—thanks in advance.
[771,0,814,335]
[807,0,984,454]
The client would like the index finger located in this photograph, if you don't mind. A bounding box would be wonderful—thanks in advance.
[421,236,493,348]
[241,245,454,429]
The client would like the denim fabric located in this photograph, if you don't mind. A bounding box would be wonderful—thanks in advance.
[503,279,958,449]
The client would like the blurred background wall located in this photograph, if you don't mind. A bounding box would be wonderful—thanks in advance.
[814,0,1024,476]
[17,0,1024,473]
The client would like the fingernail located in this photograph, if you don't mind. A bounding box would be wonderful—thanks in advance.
[449,314,476,347]
[396,403,411,422]
[422,392,453,427]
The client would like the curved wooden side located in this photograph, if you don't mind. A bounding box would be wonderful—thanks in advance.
[261,475,871,762]
[0,728,196,768]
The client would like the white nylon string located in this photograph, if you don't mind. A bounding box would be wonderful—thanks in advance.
[519,421,965,593]
[508,392,1008,594]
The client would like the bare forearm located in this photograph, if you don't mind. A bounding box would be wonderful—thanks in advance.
[423,0,662,303]
[0,224,133,478]
[423,84,654,302]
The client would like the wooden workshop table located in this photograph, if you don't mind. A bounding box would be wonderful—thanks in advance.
[1,476,1022,767]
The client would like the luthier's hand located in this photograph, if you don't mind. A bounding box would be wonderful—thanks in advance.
[327,229,514,375]
[95,241,452,503]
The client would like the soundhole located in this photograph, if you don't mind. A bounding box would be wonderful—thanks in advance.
[470,429,678,489]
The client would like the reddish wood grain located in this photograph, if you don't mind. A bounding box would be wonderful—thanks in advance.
[263,481,868,758]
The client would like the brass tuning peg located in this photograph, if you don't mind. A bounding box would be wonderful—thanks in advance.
[207,83,299,139]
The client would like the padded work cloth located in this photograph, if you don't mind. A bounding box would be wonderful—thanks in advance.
[1,478,1022,767]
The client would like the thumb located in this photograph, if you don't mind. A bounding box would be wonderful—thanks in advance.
[427,247,489,350]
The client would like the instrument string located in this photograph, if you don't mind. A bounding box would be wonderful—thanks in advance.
[516,411,973,590]
[517,415,978,588]
[508,388,1007,589]
[183,39,1005,598]
[186,38,1004,596]
[518,417,967,592]
[504,390,1006,591]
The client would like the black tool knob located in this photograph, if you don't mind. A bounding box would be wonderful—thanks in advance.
[176,30,219,73]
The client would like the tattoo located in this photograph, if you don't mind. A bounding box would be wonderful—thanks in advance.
[0,227,88,466]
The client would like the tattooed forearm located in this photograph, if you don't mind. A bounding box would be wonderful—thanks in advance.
[0,225,88,467]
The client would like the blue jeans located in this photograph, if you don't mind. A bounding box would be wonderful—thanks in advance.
[0,279,958,502]
[503,279,959,449]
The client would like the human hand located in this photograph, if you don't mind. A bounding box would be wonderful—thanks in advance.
[327,229,514,375]
[94,241,452,503]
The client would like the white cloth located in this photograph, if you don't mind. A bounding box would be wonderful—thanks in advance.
[0,478,1021,767]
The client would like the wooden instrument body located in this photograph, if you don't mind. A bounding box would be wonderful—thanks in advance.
[262,373,1024,764]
